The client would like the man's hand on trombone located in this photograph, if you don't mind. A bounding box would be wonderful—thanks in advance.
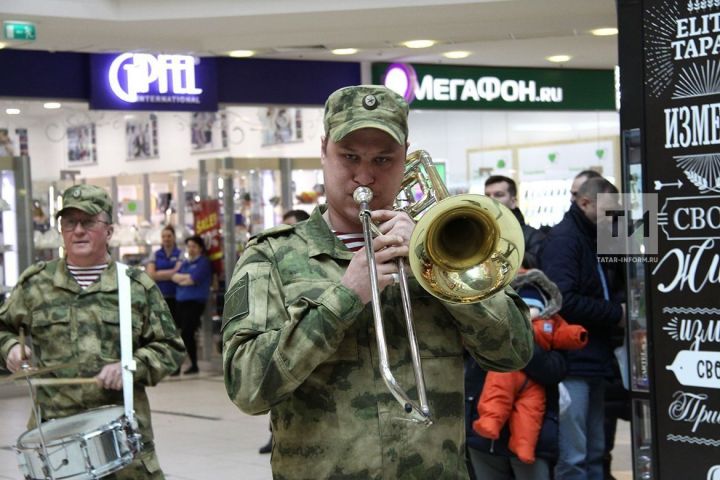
[371,209,414,246]
[341,209,413,304]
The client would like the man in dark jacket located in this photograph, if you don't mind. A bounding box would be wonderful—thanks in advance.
[484,175,545,268]
[570,170,602,204]
[539,177,625,480]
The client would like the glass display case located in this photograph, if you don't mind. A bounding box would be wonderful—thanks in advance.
[71,171,193,266]
[198,156,322,284]
[0,156,34,297]
[622,128,654,480]
[32,179,71,262]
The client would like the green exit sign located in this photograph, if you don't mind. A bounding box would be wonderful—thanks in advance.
[3,21,36,41]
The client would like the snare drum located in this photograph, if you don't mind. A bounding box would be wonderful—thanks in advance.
[16,406,141,480]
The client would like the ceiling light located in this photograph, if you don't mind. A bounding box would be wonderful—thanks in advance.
[402,40,436,49]
[591,27,618,36]
[443,51,471,59]
[43,102,62,109]
[228,50,255,58]
[546,54,572,63]
[331,48,358,55]
[6,108,20,115]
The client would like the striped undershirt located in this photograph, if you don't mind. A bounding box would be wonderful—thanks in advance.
[67,263,108,289]
[335,232,365,252]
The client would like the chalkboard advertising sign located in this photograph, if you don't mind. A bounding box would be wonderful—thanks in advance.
[643,0,720,478]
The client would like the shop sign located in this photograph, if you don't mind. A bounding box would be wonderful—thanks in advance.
[371,62,615,111]
[193,199,223,276]
[642,0,720,478]
[89,53,218,111]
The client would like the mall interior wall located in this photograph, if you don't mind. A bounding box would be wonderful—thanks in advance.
[12,106,620,185]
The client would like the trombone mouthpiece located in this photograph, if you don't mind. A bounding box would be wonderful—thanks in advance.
[353,186,374,205]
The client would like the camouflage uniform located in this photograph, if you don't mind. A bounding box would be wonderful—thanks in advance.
[0,258,185,479]
[223,207,533,480]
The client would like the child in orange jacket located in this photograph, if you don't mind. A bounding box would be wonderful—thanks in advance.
[472,269,588,464]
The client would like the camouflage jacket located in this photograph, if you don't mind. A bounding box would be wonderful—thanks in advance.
[0,258,185,447]
[223,207,532,480]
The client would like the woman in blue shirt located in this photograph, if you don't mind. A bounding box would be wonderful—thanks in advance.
[172,235,212,374]
[146,225,182,325]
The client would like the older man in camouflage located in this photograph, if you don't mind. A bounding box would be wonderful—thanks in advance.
[222,85,533,479]
[0,184,185,479]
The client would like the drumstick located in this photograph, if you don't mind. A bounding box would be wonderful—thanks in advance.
[18,326,33,372]
[19,327,27,362]
[25,378,100,386]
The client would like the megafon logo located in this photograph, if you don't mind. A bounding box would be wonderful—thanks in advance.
[108,53,203,103]
[383,62,565,105]
[383,63,418,103]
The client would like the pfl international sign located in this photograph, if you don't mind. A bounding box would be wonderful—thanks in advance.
[89,53,218,111]
[371,62,615,111]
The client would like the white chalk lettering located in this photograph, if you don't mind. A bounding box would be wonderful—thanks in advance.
[669,391,720,432]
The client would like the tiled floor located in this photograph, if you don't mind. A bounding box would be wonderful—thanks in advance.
[0,371,633,480]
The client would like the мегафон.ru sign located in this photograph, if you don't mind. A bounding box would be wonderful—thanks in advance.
[372,62,615,111]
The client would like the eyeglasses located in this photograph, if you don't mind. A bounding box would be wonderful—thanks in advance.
[60,218,109,231]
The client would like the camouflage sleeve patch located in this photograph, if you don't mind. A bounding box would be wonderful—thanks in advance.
[222,272,249,330]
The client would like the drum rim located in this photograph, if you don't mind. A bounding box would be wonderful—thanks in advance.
[15,405,140,479]
[15,405,126,449]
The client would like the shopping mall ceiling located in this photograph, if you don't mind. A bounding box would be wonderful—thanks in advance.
[0,0,618,69]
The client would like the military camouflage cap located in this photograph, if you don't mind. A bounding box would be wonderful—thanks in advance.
[57,184,113,219]
[323,85,409,144]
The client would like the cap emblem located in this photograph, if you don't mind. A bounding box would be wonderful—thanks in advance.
[362,94,378,110]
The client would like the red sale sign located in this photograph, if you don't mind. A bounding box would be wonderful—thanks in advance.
[193,199,223,276]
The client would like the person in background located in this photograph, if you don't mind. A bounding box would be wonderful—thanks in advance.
[172,235,212,375]
[222,84,532,479]
[484,175,545,268]
[603,349,631,480]
[0,129,15,156]
[568,169,630,480]
[465,269,570,480]
[258,207,313,455]
[32,201,50,233]
[539,177,626,480]
[146,225,182,329]
[281,209,310,225]
[0,184,184,479]
[570,170,602,204]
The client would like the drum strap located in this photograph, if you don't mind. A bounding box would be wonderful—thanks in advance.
[116,262,137,427]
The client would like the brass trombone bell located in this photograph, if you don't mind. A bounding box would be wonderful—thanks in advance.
[409,193,525,304]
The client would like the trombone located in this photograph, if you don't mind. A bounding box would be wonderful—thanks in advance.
[354,150,525,426]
